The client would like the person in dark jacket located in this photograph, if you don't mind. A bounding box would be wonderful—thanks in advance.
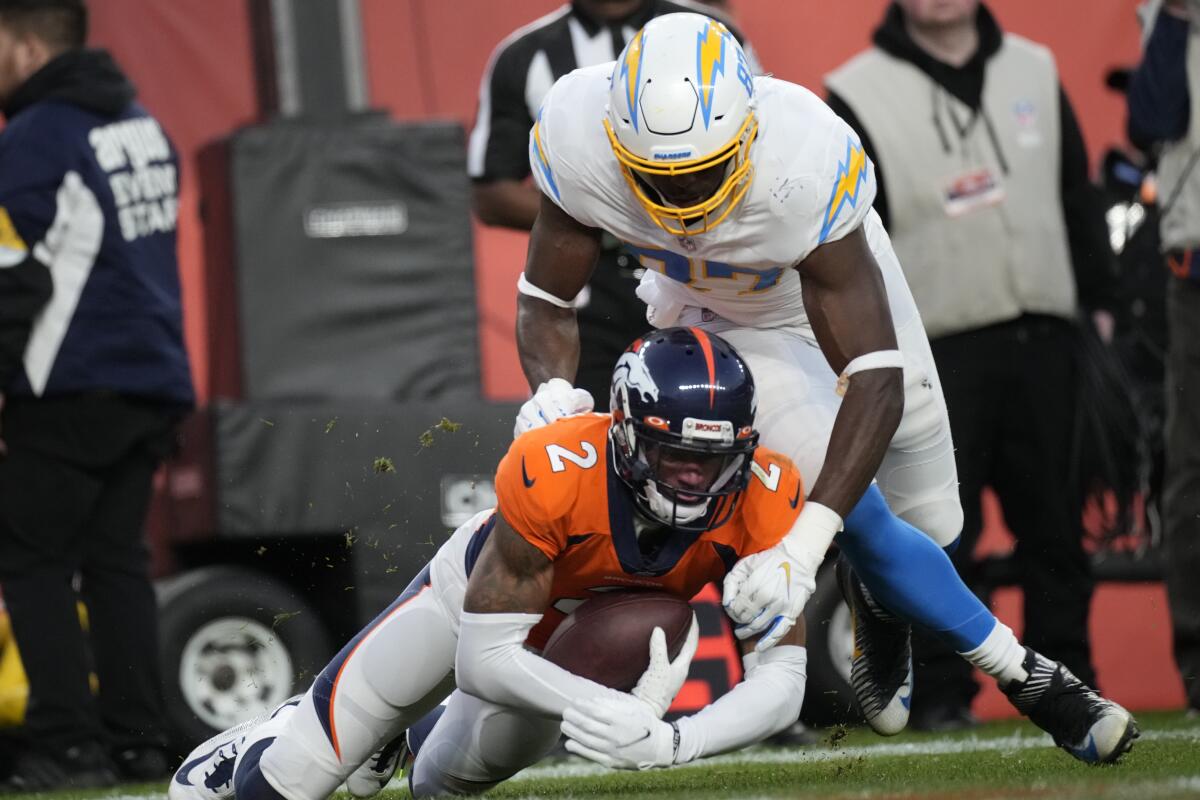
[1128,0,1200,716]
[0,0,193,789]
[825,0,1119,731]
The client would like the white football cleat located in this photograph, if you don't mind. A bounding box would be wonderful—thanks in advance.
[169,697,301,800]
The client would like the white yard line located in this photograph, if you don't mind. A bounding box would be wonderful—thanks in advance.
[510,726,1200,782]
[89,726,1200,799]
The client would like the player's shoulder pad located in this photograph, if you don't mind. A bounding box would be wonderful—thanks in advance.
[755,78,877,254]
[497,414,611,522]
[812,103,876,248]
[529,64,611,215]
[739,444,805,550]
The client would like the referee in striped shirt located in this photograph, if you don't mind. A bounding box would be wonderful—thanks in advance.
[468,0,759,408]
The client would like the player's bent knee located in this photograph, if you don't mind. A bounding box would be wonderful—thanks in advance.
[411,769,501,798]
[897,495,963,550]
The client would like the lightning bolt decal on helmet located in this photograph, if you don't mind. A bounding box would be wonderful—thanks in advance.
[604,13,757,237]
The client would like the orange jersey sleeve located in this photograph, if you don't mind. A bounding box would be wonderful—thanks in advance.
[493,414,612,561]
[737,445,805,555]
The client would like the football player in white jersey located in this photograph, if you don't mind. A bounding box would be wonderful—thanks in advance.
[514,11,1137,764]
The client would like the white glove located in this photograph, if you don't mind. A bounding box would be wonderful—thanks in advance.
[722,502,843,652]
[513,378,594,438]
[562,695,677,770]
[635,269,685,328]
[631,617,699,718]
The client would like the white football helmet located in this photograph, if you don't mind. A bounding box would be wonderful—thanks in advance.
[604,12,757,236]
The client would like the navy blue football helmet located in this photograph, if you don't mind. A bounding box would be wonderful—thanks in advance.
[609,327,759,531]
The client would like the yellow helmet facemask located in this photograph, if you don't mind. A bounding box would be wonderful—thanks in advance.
[604,111,758,237]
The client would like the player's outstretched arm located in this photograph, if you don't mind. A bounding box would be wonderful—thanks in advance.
[515,193,603,390]
[798,225,904,516]
[722,226,904,650]
[457,513,665,718]
[562,620,807,770]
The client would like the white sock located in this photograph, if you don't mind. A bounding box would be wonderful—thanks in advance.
[959,622,1028,687]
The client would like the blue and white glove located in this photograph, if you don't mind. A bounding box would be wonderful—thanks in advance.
[722,502,842,652]
[631,618,699,718]
[562,695,678,770]
[513,378,594,438]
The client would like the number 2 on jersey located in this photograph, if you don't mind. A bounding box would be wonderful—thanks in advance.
[749,460,781,491]
[547,441,599,472]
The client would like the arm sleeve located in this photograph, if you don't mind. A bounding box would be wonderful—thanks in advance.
[673,645,808,762]
[455,611,626,718]
[468,43,536,182]
[824,90,890,230]
[1058,86,1120,313]
[1127,10,1192,149]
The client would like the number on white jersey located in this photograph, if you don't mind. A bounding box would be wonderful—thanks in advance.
[626,243,785,295]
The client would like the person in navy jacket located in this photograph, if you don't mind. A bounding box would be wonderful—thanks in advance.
[0,0,193,790]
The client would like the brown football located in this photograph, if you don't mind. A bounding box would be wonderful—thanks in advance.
[541,591,694,691]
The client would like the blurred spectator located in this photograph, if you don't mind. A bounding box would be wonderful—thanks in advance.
[825,0,1118,731]
[0,0,193,789]
[467,0,758,407]
[1128,0,1200,717]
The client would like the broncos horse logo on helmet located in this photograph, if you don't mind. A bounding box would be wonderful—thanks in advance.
[609,327,759,531]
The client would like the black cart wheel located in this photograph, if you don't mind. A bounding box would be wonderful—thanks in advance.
[156,566,332,753]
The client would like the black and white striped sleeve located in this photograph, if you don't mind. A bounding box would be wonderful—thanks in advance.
[467,42,538,184]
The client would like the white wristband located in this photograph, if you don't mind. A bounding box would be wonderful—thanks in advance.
[797,500,844,537]
[786,501,844,572]
[517,272,576,309]
[836,349,904,396]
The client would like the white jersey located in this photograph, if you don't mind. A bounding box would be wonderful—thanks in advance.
[530,64,921,333]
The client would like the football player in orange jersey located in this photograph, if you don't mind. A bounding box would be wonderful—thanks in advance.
[170,328,810,800]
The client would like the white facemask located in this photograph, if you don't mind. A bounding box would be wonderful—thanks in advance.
[642,481,711,526]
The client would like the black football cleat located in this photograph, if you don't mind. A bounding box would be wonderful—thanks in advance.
[1004,647,1139,764]
[836,556,913,735]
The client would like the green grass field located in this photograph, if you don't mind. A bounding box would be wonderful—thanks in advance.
[23,711,1200,800]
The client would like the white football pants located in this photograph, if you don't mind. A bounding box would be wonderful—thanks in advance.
[221,511,556,800]
[682,298,963,547]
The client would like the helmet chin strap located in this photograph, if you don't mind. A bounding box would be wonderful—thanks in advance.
[643,481,710,526]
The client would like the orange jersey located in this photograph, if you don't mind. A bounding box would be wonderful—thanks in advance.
[486,414,804,649]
